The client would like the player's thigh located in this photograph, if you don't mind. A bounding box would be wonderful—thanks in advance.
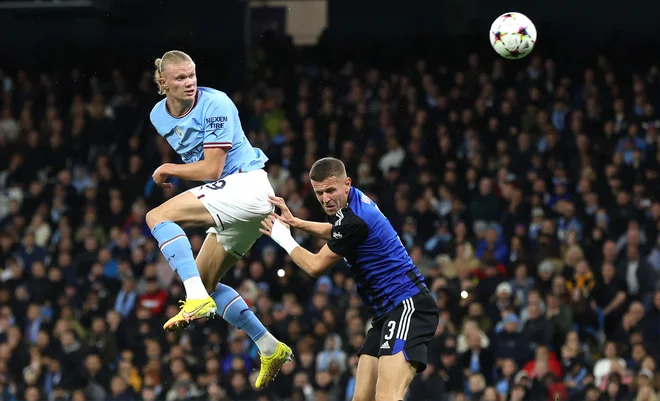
[145,189,215,229]
[196,169,273,257]
[351,323,382,401]
[192,170,273,234]
[374,352,416,401]
[352,354,379,401]
[195,233,240,292]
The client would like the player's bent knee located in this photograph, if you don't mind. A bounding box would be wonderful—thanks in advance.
[145,208,163,230]
[145,203,186,229]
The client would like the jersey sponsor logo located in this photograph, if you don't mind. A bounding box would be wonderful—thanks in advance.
[360,194,372,204]
[206,116,228,130]
[174,126,184,138]
[332,231,343,240]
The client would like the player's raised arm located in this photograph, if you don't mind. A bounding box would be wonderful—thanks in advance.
[261,206,368,277]
[268,195,332,240]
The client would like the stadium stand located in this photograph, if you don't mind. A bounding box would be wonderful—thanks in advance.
[1,32,660,401]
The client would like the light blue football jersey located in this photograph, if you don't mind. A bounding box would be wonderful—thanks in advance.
[150,87,268,181]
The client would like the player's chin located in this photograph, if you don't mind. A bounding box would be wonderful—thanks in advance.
[324,206,337,215]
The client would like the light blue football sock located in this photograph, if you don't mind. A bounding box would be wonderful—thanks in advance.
[151,220,200,282]
[213,283,279,355]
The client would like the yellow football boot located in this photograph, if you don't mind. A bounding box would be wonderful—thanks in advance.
[255,342,294,389]
[163,296,217,331]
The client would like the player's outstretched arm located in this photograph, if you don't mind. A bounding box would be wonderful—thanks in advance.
[260,216,340,278]
[268,196,332,240]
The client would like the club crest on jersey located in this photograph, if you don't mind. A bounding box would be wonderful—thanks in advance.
[174,126,184,138]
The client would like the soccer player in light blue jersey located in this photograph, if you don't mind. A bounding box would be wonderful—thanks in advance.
[146,50,291,388]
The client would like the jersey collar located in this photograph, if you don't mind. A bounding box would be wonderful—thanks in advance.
[345,186,356,206]
[166,89,199,119]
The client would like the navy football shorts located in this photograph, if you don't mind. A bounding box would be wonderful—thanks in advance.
[358,291,439,372]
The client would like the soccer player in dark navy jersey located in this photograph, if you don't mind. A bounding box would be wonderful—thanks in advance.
[325,180,429,319]
[260,157,439,401]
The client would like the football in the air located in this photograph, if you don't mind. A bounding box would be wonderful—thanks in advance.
[489,12,537,59]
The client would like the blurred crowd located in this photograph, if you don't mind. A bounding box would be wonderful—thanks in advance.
[1,34,660,401]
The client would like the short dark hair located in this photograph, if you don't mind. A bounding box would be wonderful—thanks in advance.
[309,157,346,182]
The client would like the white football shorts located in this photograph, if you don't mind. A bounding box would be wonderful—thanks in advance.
[188,168,274,258]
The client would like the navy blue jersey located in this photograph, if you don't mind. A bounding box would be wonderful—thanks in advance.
[327,186,428,319]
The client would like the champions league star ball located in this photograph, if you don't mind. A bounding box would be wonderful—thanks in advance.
[489,12,537,59]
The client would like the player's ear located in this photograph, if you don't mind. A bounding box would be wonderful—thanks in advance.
[345,176,351,189]
[158,70,168,91]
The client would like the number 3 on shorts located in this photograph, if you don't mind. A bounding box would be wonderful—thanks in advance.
[384,321,396,340]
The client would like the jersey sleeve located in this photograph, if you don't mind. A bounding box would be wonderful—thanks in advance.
[149,103,165,134]
[203,97,234,150]
[327,213,369,256]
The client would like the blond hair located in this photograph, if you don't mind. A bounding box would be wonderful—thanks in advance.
[153,50,195,95]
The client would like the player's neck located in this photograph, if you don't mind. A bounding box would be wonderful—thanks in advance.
[166,96,195,117]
